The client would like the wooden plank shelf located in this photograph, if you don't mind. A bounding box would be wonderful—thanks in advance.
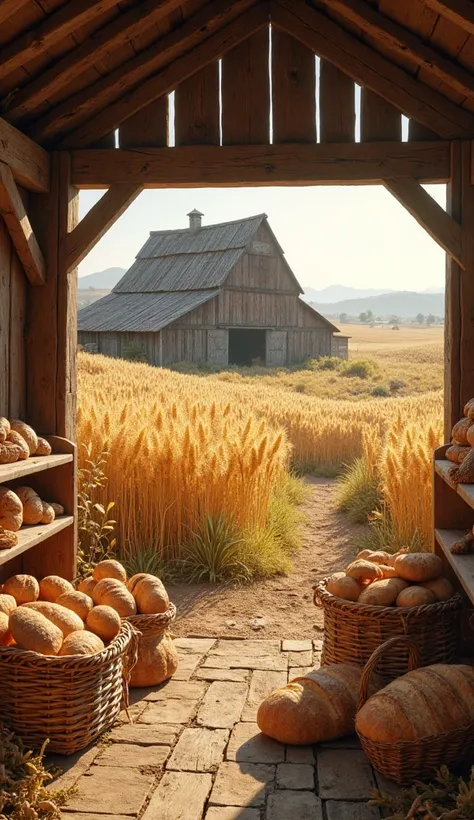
[435,528,474,606]
[435,458,474,511]
[0,453,73,484]
[0,516,74,567]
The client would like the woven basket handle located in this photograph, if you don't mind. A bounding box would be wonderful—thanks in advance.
[357,636,420,711]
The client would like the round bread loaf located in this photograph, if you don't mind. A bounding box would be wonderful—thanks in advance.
[0,487,23,532]
[358,577,409,607]
[23,601,84,637]
[10,420,38,456]
[0,611,12,645]
[9,607,63,655]
[59,631,105,656]
[422,576,454,602]
[39,575,74,602]
[77,576,96,596]
[396,586,436,607]
[15,486,43,525]
[127,573,169,614]
[86,605,121,641]
[393,553,443,583]
[35,437,52,456]
[0,593,16,616]
[41,502,55,524]
[3,574,39,604]
[93,559,127,584]
[7,431,29,460]
[56,590,94,620]
[326,572,361,602]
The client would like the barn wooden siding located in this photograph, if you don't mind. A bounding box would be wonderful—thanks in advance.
[0,219,26,419]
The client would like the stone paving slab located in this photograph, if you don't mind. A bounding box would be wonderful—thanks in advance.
[173,638,217,654]
[195,668,249,683]
[65,767,154,815]
[94,744,170,769]
[197,682,248,729]
[144,680,206,701]
[141,771,212,820]
[317,749,377,800]
[282,640,312,652]
[107,724,180,746]
[241,670,287,722]
[326,801,381,820]
[209,762,275,808]
[285,745,315,764]
[202,655,288,671]
[286,650,313,667]
[172,653,205,681]
[276,763,314,790]
[266,790,323,820]
[167,728,229,773]
[138,698,199,724]
[208,640,281,656]
[226,722,285,764]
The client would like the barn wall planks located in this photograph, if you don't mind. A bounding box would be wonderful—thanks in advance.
[221,28,270,144]
[0,217,26,419]
[319,61,355,143]
[288,330,332,362]
[175,63,219,146]
[272,29,316,143]
[119,98,168,148]
[218,290,299,326]
[360,88,401,141]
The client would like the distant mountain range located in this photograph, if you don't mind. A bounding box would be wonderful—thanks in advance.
[312,290,445,319]
[78,267,126,290]
[302,284,444,303]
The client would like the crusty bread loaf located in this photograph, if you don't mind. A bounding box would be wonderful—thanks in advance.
[3,574,39,604]
[56,591,94,620]
[39,576,74,603]
[9,607,62,655]
[86,605,121,641]
[59,631,105,656]
[23,601,84,637]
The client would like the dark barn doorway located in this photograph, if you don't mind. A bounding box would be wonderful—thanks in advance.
[228,329,266,366]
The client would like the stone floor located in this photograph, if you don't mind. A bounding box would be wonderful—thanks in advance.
[53,638,398,819]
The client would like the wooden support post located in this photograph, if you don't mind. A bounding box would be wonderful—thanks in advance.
[383,177,463,269]
[66,184,142,271]
[26,152,79,440]
[0,162,46,285]
[445,141,474,438]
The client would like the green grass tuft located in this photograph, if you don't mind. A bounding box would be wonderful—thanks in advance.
[336,457,380,524]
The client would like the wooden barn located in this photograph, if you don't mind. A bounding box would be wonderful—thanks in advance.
[77,210,341,367]
[0,0,474,636]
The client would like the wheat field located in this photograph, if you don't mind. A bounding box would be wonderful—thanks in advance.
[78,343,444,561]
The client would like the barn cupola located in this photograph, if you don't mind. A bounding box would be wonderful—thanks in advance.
[188,209,204,231]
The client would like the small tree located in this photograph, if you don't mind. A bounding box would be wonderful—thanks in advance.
[416,313,425,324]
[426,313,436,326]
[366,309,374,322]
[359,312,368,323]
[339,312,348,323]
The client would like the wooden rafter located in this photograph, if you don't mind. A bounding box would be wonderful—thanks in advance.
[0,162,45,286]
[4,0,186,126]
[0,118,50,193]
[424,0,474,35]
[383,177,464,269]
[30,0,261,145]
[320,0,474,102]
[66,183,143,271]
[58,4,270,149]
[271,0,474,138]
[70,142,450,187]
[0,0,28,27]
[0,0,120,82]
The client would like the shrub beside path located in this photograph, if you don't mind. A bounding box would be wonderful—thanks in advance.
[167,477,365,640]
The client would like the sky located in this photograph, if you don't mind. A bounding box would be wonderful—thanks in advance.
[77,183,447,291]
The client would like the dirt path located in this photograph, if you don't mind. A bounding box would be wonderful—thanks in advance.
[168,477,365,640]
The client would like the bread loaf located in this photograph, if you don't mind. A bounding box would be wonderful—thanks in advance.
[345,560,383,584]
[127,573,169,614]
[421,576,454,601]
[10,421,38,456]
[92,578,136,617]
[41,502,55,524]
[393,553,442,583]
[326,572,361,602]
[77,576,96,596]
[356,664,474,743]
[452,417,473,445]
[0,593,16,616]
[130,632,178,687]
[3,574,39,604]
[0,441,23,464]
[59,631,105,656]
[396,586,436,607]
[446,444,471,464]
[0,487,23,532]
[9,607,62,655]
[93,559,127,584]
[257,664,384,745]
[15,487,43,525]
[0,527,18,550]
[39,576,74,603]
[56,591,94,620]
[0,611,12,645]
[86,605,121,641]
[358,578,409,607]
[23,601,84,637]
[35,437,52,456]
[7,431,29,460]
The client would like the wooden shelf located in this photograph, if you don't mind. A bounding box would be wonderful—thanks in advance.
[0,516,74,567]
[0,453,73,484]
[435,528,474,606]
[435,459,474,511]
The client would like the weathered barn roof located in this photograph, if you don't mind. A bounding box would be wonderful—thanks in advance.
[115,214,272,293]
[77,290,218,333]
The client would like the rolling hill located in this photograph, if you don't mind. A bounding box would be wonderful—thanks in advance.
[313,290,444,319]
[78,267,126,290]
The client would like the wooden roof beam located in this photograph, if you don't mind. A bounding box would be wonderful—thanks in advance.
[384,177,464,269]
[271,0,474,138]
[70,142,450,188]
[58,3,270,149]
[30,0,261,145]
[0,161,45,285]
[66,183,142,271]
[0,117,50,193]
[319,0,474,102]
[0,0,120,82]
[424,0,474,36]
[4,0,186,126]
[0,0,29,27]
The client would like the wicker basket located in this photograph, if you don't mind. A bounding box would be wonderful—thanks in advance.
[125,602,176,638]
[356,636,474,785]
[0,620,137,755]
[314,579,463,681]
